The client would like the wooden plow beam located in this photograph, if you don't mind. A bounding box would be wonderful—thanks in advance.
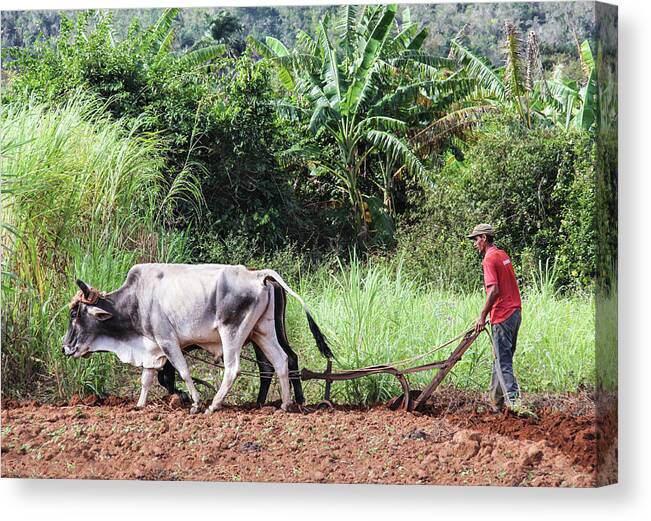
[300,329,483,412]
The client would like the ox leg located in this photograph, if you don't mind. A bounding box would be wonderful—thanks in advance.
[158,361,177,394]
[137,368,157,408]
[206,343,242,413]
[158,360,191,405]
[251,331,292,411]
[160,345,202,414]
[252,341,274,406]
[285,347,305,405]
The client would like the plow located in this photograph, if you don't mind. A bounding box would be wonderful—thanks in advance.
[186,326,487,412]
[301,327,485,412]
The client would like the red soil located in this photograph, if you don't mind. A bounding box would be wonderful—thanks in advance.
[0,389,616,487]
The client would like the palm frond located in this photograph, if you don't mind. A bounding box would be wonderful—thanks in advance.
[369,82,422,117]
[392,51,455,75]
[148,8,180,54]
[179,44,226,67]
[387,12,418,53]
[347,4,397,113]
[572,30,594,86]
[579,39,595,85]
[544,79,580,112]
[412,105,495,152]
[366,129,426,179]
[359,5,384,41]
[155,28,176,62]
[277,142,325,169]
[401,6,412,27]
[319,21,343,109]
[247,36,296,90]
[363,116,407,132]
[265,36,290,57]
[296,30,318,57]
[447,25,468,59]
[407,27,428,50]
[309,99,337,135]
[450,39,505,99]
[575,68,597,131]
[335,4,359,59]
[272,100,309,121]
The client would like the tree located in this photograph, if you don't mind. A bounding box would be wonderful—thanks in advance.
[449,21,598,132]
[200,10,246,57]
[252,4,476,246]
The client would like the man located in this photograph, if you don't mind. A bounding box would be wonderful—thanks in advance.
[468,223,522,410]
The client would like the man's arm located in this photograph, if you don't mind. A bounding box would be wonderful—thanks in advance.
[475,284,499,333]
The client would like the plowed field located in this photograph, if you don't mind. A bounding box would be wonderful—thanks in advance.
[1,390,616,487]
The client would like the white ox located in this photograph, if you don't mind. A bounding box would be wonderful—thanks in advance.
[62,263,332,413]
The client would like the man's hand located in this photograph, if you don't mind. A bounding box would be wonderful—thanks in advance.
[474,315,487,334]
[476,284,498,334]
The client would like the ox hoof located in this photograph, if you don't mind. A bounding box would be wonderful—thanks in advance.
[189,404,202,414]
[280,402,294,412]
[205,403,223,414]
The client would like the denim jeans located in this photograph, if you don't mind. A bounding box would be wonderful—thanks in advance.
[489,308,521,407]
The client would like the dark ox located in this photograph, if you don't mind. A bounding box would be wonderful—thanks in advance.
[157,282,303,406]
[62,263,332,413]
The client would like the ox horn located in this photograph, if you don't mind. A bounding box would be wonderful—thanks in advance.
[76,279,91,299]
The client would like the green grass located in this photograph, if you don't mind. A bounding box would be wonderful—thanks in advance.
[596,276,617,392]
[1,96,196,400]
[280,256,595,405]
[1,96,597,406]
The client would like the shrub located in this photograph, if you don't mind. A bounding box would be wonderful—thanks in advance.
[396,116,596,290]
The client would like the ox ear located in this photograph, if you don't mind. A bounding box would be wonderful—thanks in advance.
[76,279,91,299]
[86,306,113,321]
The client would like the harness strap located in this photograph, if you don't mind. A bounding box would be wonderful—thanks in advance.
[69,287,105,309]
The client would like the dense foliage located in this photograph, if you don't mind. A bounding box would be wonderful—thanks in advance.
[396,115,595,290]
[1,5,606,401]
[4,10,334,254]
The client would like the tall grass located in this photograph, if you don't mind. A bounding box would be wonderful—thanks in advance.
[1,96,194,400]
[0,97,596,405]
[281,255,595,405]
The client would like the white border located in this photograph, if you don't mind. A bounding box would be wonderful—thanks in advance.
[2,1,650,520]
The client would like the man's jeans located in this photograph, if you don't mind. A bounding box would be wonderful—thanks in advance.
[489,308,522,407]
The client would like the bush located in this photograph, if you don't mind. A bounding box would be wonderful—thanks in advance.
[396,116,596,290]
[3,11,330,257]
[188,56,322,254]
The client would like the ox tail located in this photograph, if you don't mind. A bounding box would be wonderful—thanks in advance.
[258,269,333,359]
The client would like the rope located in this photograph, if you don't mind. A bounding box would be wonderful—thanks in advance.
[389,326,475,368]
[184,350,301,379]
[327,324,480,375]
[181,325,485,382]
[69,287,106,309]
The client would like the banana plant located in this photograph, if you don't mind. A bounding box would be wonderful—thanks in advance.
[251,4,473,244]
[573,40,598,131]
[450,22,598,132]
[533,39,597,132]
[136,8,226,68]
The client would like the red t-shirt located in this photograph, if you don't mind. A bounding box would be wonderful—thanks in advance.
[482,245,522,325]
